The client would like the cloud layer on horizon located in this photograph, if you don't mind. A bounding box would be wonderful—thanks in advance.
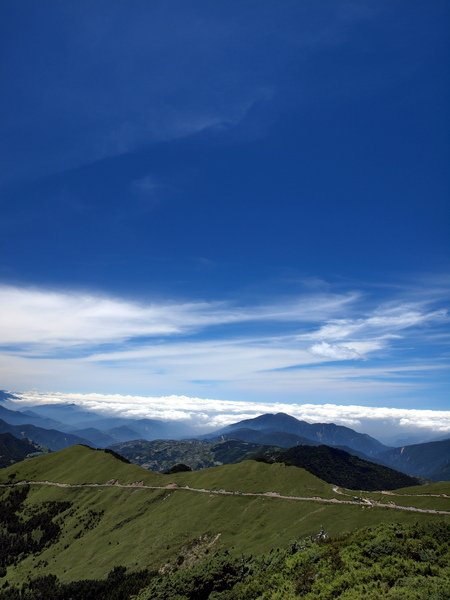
[7,390,450,443]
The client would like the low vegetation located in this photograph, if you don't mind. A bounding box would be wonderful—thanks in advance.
[137,521,450,599]
[1,521,449,599]
[0,486,70,577]
[0,446,448,593]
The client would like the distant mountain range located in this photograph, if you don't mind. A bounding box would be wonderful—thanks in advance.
[16,402,195,441]
[0,419,90,451]
[208,427,318,448]
[0,404,64,430]
[206,412,388,456]
[202,413,450,481]
[0,392,449,481]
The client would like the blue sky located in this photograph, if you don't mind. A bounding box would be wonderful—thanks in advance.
[0,1,449,434]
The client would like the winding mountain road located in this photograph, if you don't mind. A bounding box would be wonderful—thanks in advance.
[1,479,449,516]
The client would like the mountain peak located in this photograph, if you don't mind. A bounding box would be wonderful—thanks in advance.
[214,412,387,456]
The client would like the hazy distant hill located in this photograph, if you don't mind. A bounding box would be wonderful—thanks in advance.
[0,404,64,430]
[211,427,317,448]
[208,412,388,456]
[68,427,117,447]
[0,419,90,451]
[23,402,196,441]
[377,438,450,481]
[105,425,142,442]
[431,461,450,481]
[0,432,43,467]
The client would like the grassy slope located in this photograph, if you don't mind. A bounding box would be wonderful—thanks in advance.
[394,481,450,495]
[168,459,337,497]
[1,446,449,584]
[0,445,163,485]
[136,521,450,600]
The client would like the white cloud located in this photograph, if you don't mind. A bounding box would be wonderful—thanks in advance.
[0,285,357,348]
[0,285,444,356]
[309,340,385,360]
[301,305,447,342]
[0,286,187,345]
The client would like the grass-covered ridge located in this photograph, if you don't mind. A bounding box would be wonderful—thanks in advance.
[0,445,163,486]
[0,445,449,586]
[109,438,422,492]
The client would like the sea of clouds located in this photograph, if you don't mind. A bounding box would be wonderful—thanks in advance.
[7,390,450,444]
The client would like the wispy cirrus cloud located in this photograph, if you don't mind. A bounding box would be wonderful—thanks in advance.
[308,340,386,360]
[0,284,357,349]
[0,282,448,410]
[300,302,448,360]
[301,305,447,342]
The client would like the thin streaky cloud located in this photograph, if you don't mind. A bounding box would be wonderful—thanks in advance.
[0,285,446,353]
[300,306,447,342]
[0,285,358,347]
[0,282,447,414]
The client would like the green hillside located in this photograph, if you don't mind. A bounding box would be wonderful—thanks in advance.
[253,444,420,490]
[111,438,420,492]
[0,445,448,589]
[135,521,450,600]
[0,445,163,486]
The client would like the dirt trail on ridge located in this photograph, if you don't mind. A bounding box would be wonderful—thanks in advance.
[1,479,449,516]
